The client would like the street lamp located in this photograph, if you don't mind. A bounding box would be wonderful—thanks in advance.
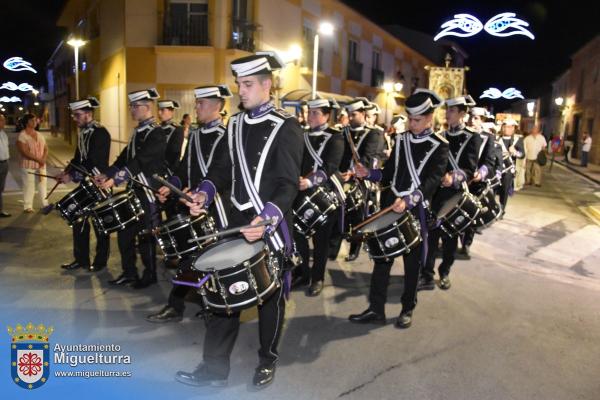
[67,37,87,99]
[382,81,404,125]
[311,22,334,99]
[554,97,564,107]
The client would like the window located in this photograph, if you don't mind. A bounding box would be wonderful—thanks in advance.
[302,25,323,70]
[230,0,256,51]
[163,0,209,46]
[372,50,381,70]
[348,39,358,63]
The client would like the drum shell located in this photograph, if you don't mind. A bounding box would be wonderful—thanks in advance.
[362,212,422,261]
[56,179,106,225]
[344,183,365,212]
[155,214,217,259]
[437,192,481,237]
[293,186,339,237]
[90,191,144,235]
[473,187,502,228]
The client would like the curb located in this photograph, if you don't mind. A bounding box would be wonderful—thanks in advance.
[554,160,600,185]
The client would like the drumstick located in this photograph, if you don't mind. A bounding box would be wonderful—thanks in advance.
[187,217,276,243]
[351,204,396,233]
[67,162,92,177]
[28,172,59,179]
[152,174,195,203]
[345,129,362,166]
[129,177,161,194]
[45,180,61,200]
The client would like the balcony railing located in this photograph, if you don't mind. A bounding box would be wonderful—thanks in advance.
[371,68,384,88]
[230,19,257,52]
[347,61,363,82]
[162,12,209,46]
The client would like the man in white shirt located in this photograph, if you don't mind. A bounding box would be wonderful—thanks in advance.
[0,114,10,217]
[524,127,547,186]
[581,132,592,167]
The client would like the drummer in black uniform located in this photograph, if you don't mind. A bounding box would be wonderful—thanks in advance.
[157,99,185,175]
[498,118,524,217]
[349,89,448,329]
[291,98,344,296]
[146,85,232,323]
[59,97,111,272]
[458,106,497,259]
[329,98,380,262]
[176,52,303,388]
[419,95,479,292]
[97,88,166,289]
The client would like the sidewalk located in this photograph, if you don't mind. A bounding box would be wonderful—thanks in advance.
[552,154,600,185]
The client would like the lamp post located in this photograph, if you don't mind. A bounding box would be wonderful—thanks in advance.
[67,38,87,99]
[382,81,403,125]
[311,22,334,99]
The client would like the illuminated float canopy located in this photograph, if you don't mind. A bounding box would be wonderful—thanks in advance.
[0,82,35,92]
[3,57,38,73]
[435,12,535,41]
[0,96,22,103]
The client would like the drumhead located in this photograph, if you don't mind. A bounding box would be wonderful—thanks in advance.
[93,191,131,209]
[194,237,265,271]
[360,211,404,233]
[437,193,464,218]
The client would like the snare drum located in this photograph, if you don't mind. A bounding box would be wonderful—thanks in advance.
[56,177,107,226]
[89,190,144,235]
[293,186,340,237]
[345,183,365,213]
[154,213,217,260]
[359,211,421,261]
[173,237,280,314]
[473,185,502,228]
[436,191,482,237]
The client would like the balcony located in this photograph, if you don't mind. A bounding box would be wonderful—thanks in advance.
[347,60,363,82]
[371,68,384,88]
[230,19,257,52]
[162,10,209,46]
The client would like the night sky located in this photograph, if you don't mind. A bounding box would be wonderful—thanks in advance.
[1,1,597,110]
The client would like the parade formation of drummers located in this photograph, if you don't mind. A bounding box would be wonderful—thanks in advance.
[48,50,521,390]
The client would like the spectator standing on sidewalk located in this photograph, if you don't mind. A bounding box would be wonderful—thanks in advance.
[524,127,547,186]
[0,114,10,217]
[563,134,574,164]
[16,114,48,213]
[581,132,592,167]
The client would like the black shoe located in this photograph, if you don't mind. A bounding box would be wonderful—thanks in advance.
[395,310,413,329]
[0,211,11,218]
[175,365,227,387]
[417,277,435,291]
[307,280,323,297]
[132,275,157,289]
[146,305,183,323]
[345,248,360,262]
[88,264,106,272]
[290,276,310,289]
[253,363,276,388]
[348,309,386,325]
[455,246,471,260]
[108,274,138,286]
[61,261,81,271]
[439,275,452,290]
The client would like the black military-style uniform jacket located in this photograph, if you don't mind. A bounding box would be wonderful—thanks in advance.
[160,120,185,174]
[300,124,345,191]
[175,118,229,227]
[339,124,381,172]
[376,129,449,211]
[474,130,497,176]
[69,120,111,178]
[200,103,304,253]
[500,135,524,174]
[108,118,166,203]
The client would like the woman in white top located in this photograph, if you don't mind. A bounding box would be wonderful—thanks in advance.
[16,114,48,212]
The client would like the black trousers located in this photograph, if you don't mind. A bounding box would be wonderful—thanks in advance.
[202,285,285,378]
[117,195,159,279]
[329,208,363,258]
[168,257,194,313]
[72,219,110,267]
[368,244,422,315]
[423,228,458,281]
[294,216,336,283]
[498,172,513,211]
[463,227,475,247]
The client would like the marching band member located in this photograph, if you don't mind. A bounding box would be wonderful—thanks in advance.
[176,52,303,388]
[146,85,232,323]
[349,89,448,329]
[419,95,479,291]
[59,97,111,272]
[329,98,380,262]
[291,98,344,296]
[498,118,524,217]
[459,106,497,259]
[97,88,166,289]
[157,99,185,175]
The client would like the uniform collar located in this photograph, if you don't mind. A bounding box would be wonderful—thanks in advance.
[202,118,222,130]
[349,123,366,132]
[248,101,275,119]
[448,123,465,134]
[309,123,329,135]
[137,117,155,129]
[160,119,174,126]
[81,120,97,131]
[411,128,433,139]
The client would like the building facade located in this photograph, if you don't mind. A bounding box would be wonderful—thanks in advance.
[48,0,434,159]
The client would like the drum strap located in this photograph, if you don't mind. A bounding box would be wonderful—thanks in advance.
[401,134,422,193]
[478,133,489,160]
[233,114,288,254]
[345,127,368,169]
[303,131,331,172]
